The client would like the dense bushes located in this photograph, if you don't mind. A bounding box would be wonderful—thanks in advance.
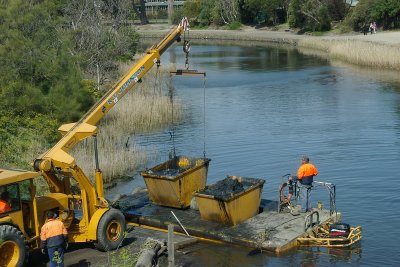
[0,0,139,168]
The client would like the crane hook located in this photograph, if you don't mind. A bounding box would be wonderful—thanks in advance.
[183,40,191,69]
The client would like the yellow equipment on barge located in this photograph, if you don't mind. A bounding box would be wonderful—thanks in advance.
[298,224,362,248]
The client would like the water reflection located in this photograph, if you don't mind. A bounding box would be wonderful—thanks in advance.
[177,242,363,267]
[297,246,363,266]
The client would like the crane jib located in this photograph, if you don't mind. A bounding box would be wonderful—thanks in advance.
[106,65,146,108]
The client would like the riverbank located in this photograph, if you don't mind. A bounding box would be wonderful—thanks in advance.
[137,24,400,70]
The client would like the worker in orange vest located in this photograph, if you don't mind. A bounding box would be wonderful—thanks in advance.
[40,210,68,267]
[288,155,318,212]
[296,155,318,186]
[0,191,12,213]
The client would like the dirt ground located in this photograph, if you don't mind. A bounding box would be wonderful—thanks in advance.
[29,225,197,267]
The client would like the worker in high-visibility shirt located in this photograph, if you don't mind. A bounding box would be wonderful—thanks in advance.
[40,210,68,267]
[296,155,318,186]
[0,191,12,213]
[289,155,318,212]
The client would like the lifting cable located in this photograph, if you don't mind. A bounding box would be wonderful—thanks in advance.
[169,80,176,159]
[150,64,162,120]
[168,73,207,159]
[202,74,207,159]
[169,23,208,159]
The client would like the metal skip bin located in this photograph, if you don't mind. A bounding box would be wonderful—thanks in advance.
[194,176,265,225]
[141,156,211,209]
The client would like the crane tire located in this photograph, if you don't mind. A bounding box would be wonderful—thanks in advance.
[95,209,126,251]
[0,225,28,267]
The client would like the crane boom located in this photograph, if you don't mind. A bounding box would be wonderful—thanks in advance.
[33,18,189,217]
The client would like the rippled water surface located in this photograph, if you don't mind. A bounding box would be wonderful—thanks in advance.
[108,43,400,266]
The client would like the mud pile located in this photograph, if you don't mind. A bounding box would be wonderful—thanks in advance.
[146,167,186,178]
[199,177,252,201]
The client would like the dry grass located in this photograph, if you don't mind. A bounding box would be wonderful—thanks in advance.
[298,38,400,70]
[71,65,184,183]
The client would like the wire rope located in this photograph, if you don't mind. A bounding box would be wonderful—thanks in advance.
[202,75,207,159]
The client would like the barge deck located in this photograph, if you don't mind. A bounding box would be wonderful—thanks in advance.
[116,191,341,254]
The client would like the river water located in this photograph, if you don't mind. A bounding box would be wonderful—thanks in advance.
[107,42,400,266]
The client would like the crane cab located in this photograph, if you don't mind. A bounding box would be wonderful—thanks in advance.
[1,168,45,266]
[0,168,125,267]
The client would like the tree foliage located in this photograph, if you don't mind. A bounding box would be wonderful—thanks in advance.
[0,0,139,168]
[0,0,93,122]
[132,0,149,24]
[344,0,400,31]
[326,0,346,21]
[183,0,218,26]
[288,0,332,31]
[182,0,399,32]
[183,0,239,26]
[216,0,240,25]
[288,0,304,28]
[371,0,400,29]
[243,0,286,25]
[0,110,59,168]
[62,0,139,87]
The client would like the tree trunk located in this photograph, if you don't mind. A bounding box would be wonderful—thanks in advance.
[132,0,149,25]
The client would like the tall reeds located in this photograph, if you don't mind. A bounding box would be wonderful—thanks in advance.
[71,64,183,183]
[298,38,400,70]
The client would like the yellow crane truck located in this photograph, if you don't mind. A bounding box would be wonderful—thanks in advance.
[0,18,190,267]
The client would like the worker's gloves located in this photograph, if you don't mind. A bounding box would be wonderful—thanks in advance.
[41,248,46,255]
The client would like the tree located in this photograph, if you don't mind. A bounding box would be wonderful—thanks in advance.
[62,0,139,91]
[301,0,331,31]
[371,0,400,29]
[288,0,331,31]
[344,0,375,31]
[0,0,141,169]
[183,0,202,24]
[0,0,94,122]
[243,0,285,25]
[216,0,240,25]
[183,0,221,26]
[0,0,95,168]
[326,0,347,21]
[132,0,149,25]
[288,0,305,28]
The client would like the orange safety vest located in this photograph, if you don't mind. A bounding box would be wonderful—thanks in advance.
[297,163,318,180]
[40,219,68,248]
[0,199,11,213]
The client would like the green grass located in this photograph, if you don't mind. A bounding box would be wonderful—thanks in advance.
[227,21,242,30]
[311,32,324,36]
